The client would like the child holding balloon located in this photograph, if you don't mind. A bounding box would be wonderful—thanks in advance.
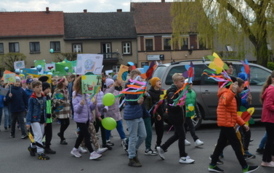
[70,76,102,160]
[103,78,127,146]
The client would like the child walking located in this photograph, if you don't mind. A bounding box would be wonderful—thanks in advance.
[52,78,70,145]
[70,76,102,160]
[208,78,258,172]
[104,78,127,147]
[184,78,204,147]
[156,73,194,164]
[26,81,50,160]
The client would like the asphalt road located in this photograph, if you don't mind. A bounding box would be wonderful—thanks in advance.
[0,120,272,173]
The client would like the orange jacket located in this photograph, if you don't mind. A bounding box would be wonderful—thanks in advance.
[217,87,245,127]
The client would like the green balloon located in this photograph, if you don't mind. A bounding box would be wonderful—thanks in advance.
[102,117,117,130]
[102,93,115,106]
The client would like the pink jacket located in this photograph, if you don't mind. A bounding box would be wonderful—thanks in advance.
[261,85,274,123]
[104,86,122,121]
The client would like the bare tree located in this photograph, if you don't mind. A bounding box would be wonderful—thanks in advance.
[0,53,26,71]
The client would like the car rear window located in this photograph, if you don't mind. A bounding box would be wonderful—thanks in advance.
[153,66,167,79]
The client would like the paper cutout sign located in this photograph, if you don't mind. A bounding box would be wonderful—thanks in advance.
[14,61,25,70]
[117,64,129,81]
[45,63,56,72]
[76,54,103,75]
[81,75,101,96]
[4,73,16,83]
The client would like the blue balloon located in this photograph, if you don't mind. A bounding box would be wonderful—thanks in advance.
[49,49,54,53]
[37,65,42,72]
[15,69,20,73]
[64,66,69,72]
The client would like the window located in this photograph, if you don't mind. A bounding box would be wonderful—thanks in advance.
[163,38,171,50]
[29,42,40,53]
[50,41,61,52]
[72,44,82,53]
[0,43,3,54]
[145,39,153,51]
[181,38,188,50]
[246,65,270,86]
[101,42,112,58]
[9,42,19,53]
[122,42,131,55]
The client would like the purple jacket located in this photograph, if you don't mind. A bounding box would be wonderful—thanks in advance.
[104,86,122,121]
[72,91,95,123]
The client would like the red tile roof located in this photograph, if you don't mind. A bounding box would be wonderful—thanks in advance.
[0,11,64,37]
[131,2,173,34]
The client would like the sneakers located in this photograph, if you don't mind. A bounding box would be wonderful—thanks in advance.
[261,161,274,167]
[21,134,28,139]
[244,151,256,160]
[128,157,142,167]
[102,144,112,150]
[144,149,157,156]
[106,140,114,146]
[256,148,264,154]
[208,165,224,172]
[96,147,108,154]
[156,146,165,160]
[37,153,50,160]
[179,156,195,164]
[60,140,68,145]
[70,148,82,158]
[78,146,88,154]
[209,155,224,165]
[185,139,191,146]
[194,139,204,147]
[89,151,102,160]
[28,146,36,156]
[242,165,259,173]
[45,147,56,154]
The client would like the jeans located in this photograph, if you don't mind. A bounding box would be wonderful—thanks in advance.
[0,108,2,126]
[161,124,187,157]
[11,111,26,136]
[3,106,10,128]
[58,118,70,140]
[125,118,147,159]
[94,115,106,146]
[211,127,247,168]
[185,117,198,141]
[44,123,52,148]
[31,122,45,154]
[259,132,267,149]
[106,120,126,141]
[263,123,274,162]
[143,116,152,150]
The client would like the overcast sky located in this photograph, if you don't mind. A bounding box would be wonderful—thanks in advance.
[0,0,173,12]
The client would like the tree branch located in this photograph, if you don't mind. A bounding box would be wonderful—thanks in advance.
[245,0,260,11]
[216,0,257,46]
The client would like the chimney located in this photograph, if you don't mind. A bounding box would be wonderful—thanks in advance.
[83,9,87,13]
[46,7,49,13]
[161,0,165,3]
[117,9,122,12]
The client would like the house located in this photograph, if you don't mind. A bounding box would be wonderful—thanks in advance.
[130,0,212,67]
[63,9,137,71]
[0,7,64,67]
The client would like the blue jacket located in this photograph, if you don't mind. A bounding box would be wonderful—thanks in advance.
[6,86,28,113]
[123,82,143,120]
[25,88,33,100]
[0,95,4,108]
[26,92,47,125]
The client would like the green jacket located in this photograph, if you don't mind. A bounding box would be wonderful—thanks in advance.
[185,89,196,117]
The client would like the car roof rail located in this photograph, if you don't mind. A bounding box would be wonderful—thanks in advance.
[170,59,205,65]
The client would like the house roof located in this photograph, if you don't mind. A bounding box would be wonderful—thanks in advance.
[64,12,136,40]
[0,11,64,38]
[131,2,173,34]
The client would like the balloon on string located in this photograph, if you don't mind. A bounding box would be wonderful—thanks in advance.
[64,66,69,72]
[49,49,54,53]
[101,117,117,130]
[36,65,42,72]
[102,93,115,106]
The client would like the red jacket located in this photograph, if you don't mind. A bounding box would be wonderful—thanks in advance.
[261,85,274,123]
[217,87,245,127]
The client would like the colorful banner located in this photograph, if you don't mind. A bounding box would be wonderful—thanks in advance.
[4,73,16,83]
[14,61,25,70]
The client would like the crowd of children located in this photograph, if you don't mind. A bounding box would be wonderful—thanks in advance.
[1,61,274,173]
